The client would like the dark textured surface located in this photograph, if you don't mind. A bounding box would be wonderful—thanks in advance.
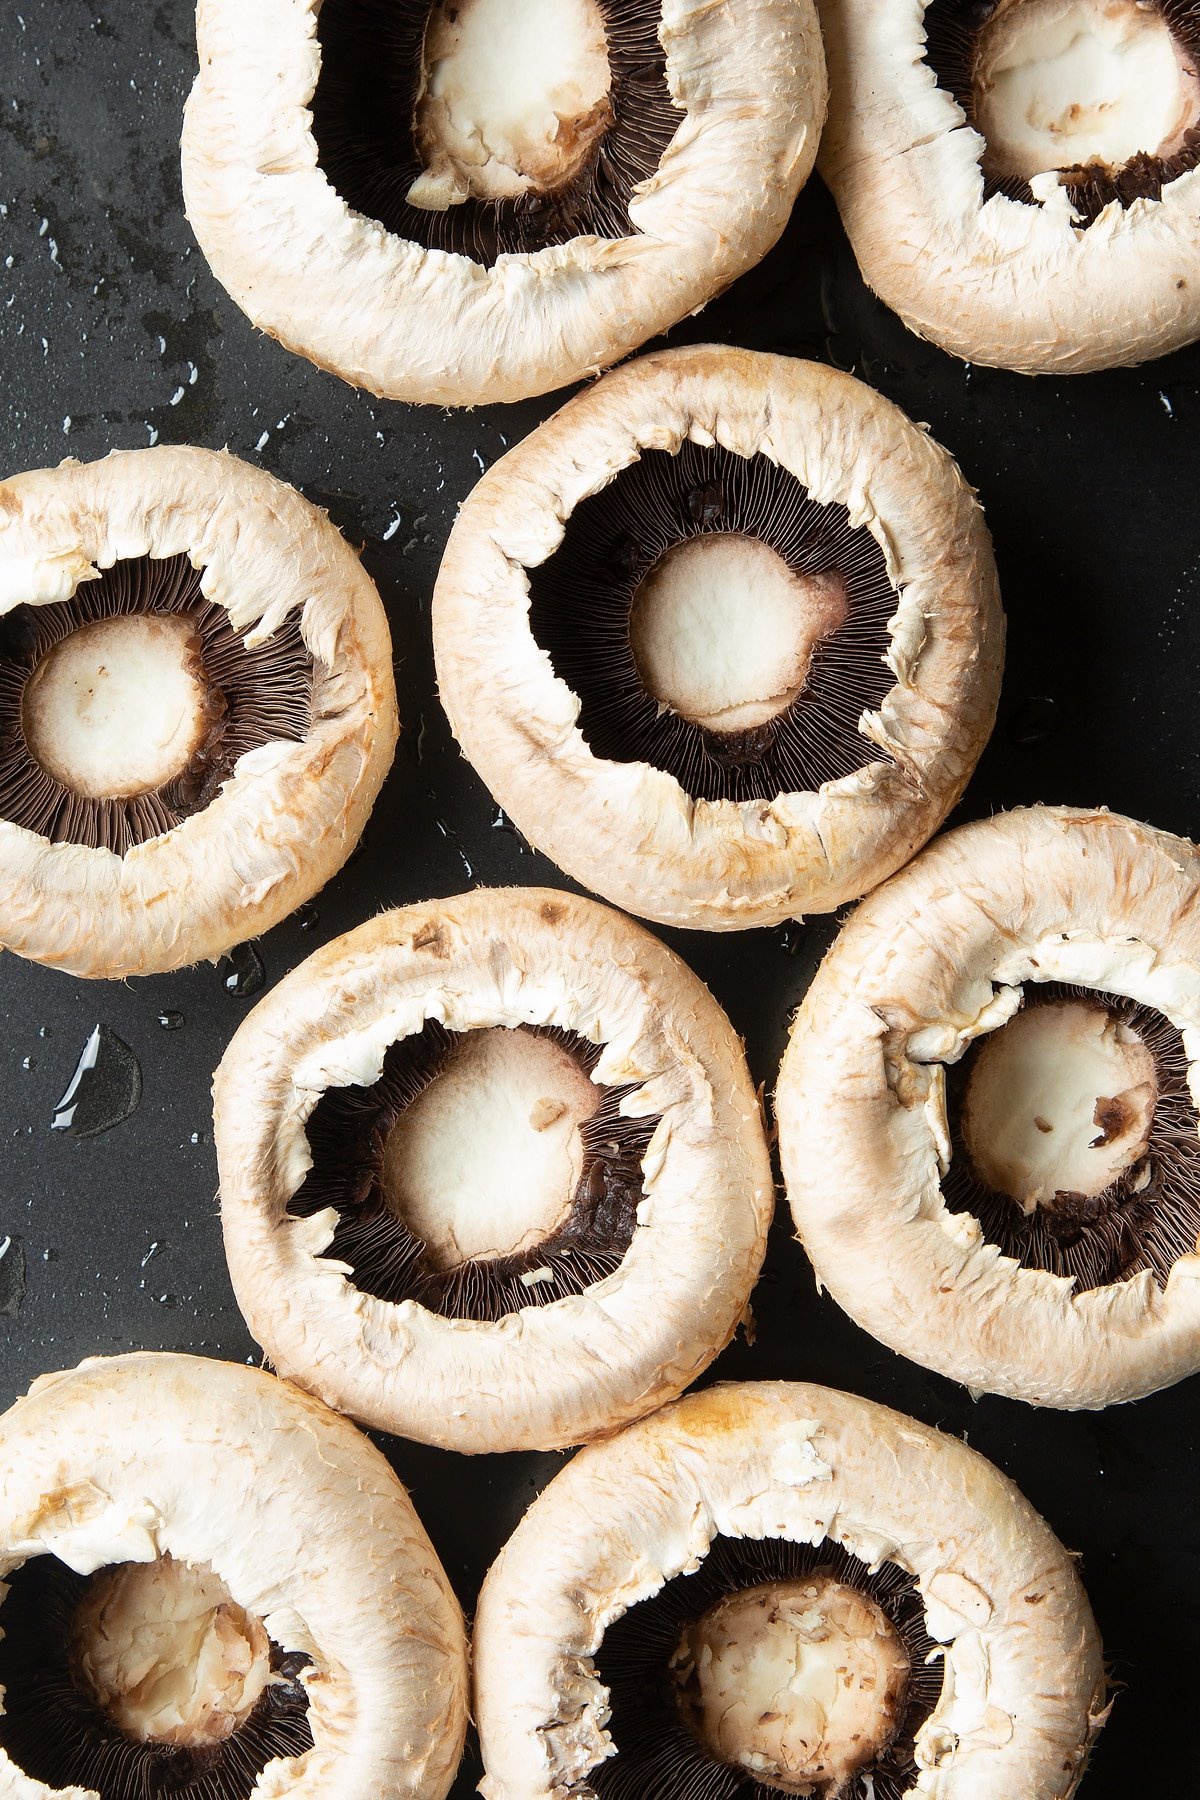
[1,4,1199,1794]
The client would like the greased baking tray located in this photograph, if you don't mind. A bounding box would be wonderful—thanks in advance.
[3,5,1200,1793]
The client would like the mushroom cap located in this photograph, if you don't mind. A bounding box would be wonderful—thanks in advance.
[474,1380,1107,1800]
[0,1352,468,1800]
[213,886,774,1453]
[0,446,397,979]
[433,345,1004,932]
[181,0,826,406]
[817,0,1200,375]
[777,805,1200,1409]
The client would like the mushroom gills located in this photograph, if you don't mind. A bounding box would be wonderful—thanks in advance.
[942,981,1200,1289]
[0,555,314,855]
[311,0,680,263]
[591,1537,941,1800]
[527,441,897,804]
[923,0,1200,224]
[288,1020,658,1319]
[0,1550,313,1799]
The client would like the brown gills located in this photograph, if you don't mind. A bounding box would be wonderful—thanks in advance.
[590,1536,941,1800]
[287,1021,656,1320]
[943,982,1200,1291]
[0,555,313,856]
[310,0,680,265]
[923,0,1200,225]
[0,1554,313,1800]
[527,441,897,804]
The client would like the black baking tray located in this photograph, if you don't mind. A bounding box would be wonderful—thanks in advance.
[2,5,1199,1793]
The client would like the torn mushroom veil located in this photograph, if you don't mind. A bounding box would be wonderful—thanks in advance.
[778,805,1200,1409]
[182,0,827,404]
[474,1382,1108,1800]
[0,1353,468,1800]
[433,345,1004,931]
[213,887,774,1453]
[817,0,1200,373]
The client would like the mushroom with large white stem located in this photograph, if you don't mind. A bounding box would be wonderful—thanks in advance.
[0,447,397,979]
[0,1353,469,1800]
[213,887,774,1453]
[433,344,1004,932]
[777,805,1200,1409]
[182,0,827,406]
[817,0,1200,374]
[474,1381,1109,1800]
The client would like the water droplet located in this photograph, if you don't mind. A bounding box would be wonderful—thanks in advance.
[296,904,319,932]
[0,1236,26,1317]
[20,1055,35,1071]
[189,1132,201,1145]
[492,807,516,833]
[1008,696,1060,748]
[777,923,808,958]
[218,941,266,999]
[158,1010,185,1031]
[51,1026,142,1137]
[38,1025,50,1039]
[141,1241,161,1268]
[42,1248,56,1263]
[1159,389,1175,419]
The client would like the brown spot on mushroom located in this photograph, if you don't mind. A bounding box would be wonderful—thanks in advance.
[412,921,451,957]
[540,900,566,925]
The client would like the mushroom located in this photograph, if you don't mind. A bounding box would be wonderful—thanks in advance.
[181,0,827,405]
[0,446,397,978]
[433,345,1004,932]
[213,886,773,1453]
[474,1381,1108,1799]
[777,805,1200,1409]
[817,0,1200,374]
[0,1352,468,1800]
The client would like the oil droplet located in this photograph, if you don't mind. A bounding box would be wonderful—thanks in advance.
[0,1236,26,1317]
[218,941,266,999]
[1008,695,1060,748]
[158,1010,185,1031]
[51,1026,142,1137]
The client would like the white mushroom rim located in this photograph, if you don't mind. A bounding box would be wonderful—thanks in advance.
[777,808,1200,1408]
[213,890,773,1452]
[472,1383,1108,1800]
[181,0,826,404]
[816,1,1200,375]
[432,347,1004,931]
[0,447,396,978]
[0,1353,469,1800]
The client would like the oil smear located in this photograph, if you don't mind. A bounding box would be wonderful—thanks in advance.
[51,1025,143,1137]
[0,1236,27,1317]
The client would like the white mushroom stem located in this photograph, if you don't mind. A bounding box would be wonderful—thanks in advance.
[973,0,1200,182]
[960,999,1157,1211]
[382,1026,600,1268]
[629,535,849,735]
[672,1577,910,1794]
[411,0,612,206]
[73,1557,271,1747]
[22,614,210,798]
